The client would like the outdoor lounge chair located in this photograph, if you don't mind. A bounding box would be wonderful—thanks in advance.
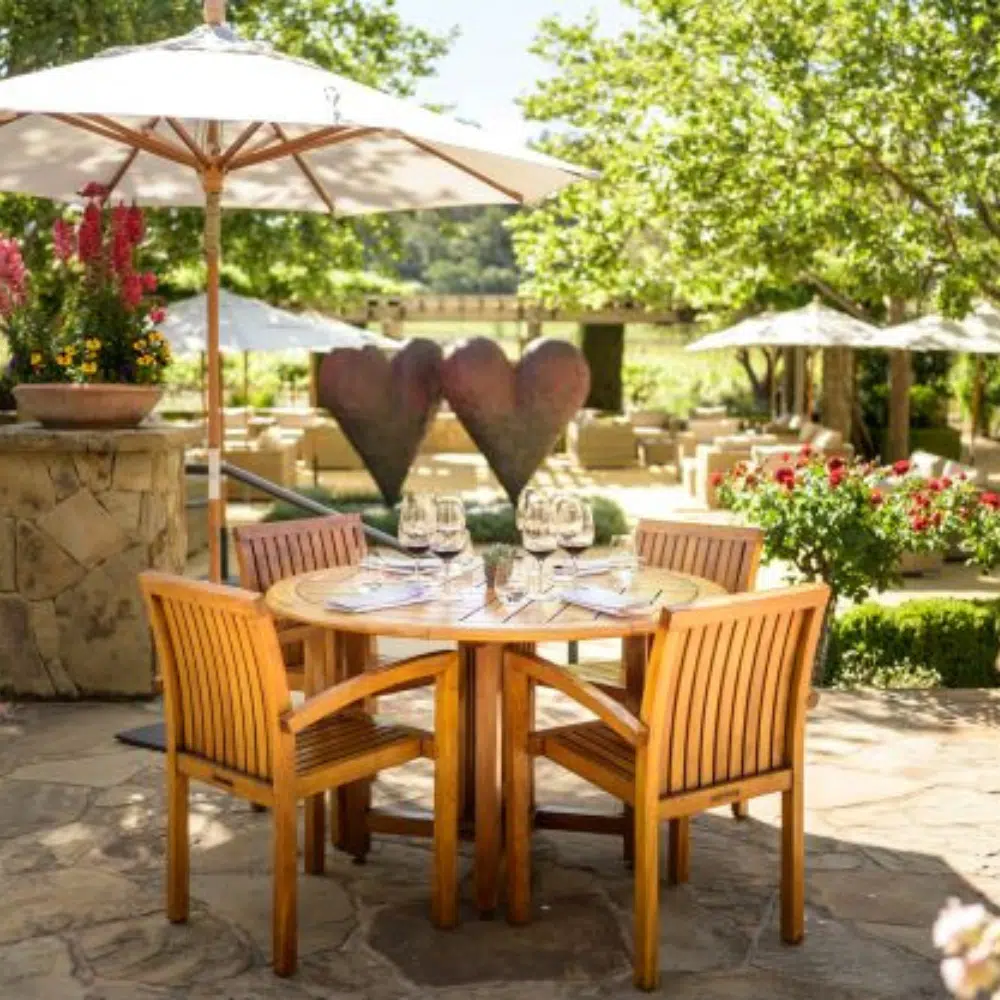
[140,571,460,977]
[503,583,830,990]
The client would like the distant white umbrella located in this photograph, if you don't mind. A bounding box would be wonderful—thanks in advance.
[161,290,396,354]
[0,0,595,580]
[686,300,881,352]
[875,302,1000,461]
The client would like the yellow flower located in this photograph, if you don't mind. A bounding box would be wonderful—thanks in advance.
[64,344,76,356]
[148,331,162,344]
[55,354,70,367]
[30,352,42,366]
[85,338,101,352]
[134,339,147,352]
[81,362,97,376]
[137,355,154,367]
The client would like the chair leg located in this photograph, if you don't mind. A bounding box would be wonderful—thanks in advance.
[432,664,460,929]
[166,765,189,923]
[623,805,635,869]
[732,800,749,820]
[781,781,805,945]
[504,668,532,925]
[667,817,690,886]
[633,803,661,990]
[304,792,325,875]
[272,792,298,977]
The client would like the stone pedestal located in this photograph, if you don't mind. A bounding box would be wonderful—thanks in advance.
[0,423,197,698]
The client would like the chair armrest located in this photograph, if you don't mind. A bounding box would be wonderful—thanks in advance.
[506,651,648,747]
[281,651,455,734]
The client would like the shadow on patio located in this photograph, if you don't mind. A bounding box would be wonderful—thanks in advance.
[0,689,994,998]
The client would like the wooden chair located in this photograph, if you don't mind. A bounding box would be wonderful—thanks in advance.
[234,514,368,691]
[570,519,765,824]
[140,571,460,977]
[504,583,830,990]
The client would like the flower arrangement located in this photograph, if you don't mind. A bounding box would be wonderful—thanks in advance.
[715,449,970,604]
[4,182,170,388]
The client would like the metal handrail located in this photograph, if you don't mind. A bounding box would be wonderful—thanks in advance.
[185,460,402,553]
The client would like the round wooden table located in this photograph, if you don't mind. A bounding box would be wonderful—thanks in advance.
[266,563,725,914]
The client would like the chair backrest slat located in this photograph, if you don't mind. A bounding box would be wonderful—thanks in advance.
[141,572,290,782]
[235,514,367,595]
[636,519,764,594]
[642,585,828,797]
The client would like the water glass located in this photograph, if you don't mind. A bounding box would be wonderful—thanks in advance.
[494,551,530,608]
[610,534,639,591]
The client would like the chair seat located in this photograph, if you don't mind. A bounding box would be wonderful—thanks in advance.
[544,720,636,802]
[296,713,425,780]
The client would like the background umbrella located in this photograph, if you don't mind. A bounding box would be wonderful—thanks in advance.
[873,303,1000,462]
[0,0,595,579]
[161,289,398,413]
[686,300,881,417]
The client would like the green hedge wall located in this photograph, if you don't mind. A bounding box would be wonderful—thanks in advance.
[828,599,1000,689]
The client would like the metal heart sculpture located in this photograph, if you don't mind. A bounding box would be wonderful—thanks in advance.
[442,337,591,502]
[318,340,443,505]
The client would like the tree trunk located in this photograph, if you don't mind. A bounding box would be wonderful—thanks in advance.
[822,347,854,441]
[581,323,625,412]
[886,297,910,462]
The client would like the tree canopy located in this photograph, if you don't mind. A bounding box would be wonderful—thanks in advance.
[512,0,1000,320]
[0,0,453,306]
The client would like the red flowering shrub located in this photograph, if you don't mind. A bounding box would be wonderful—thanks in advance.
[716,453,964,604]
[5,184,170,387]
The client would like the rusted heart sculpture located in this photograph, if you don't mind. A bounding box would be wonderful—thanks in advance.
[318,340,443,505]
[441,338,591,502]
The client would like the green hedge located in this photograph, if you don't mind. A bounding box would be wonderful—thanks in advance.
[263,487,629,547]
[828,599,1000,689]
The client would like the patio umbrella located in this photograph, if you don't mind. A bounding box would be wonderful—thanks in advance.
[0,0,595,580]
[873,302,1000,461]
[162,289,398,413]
[686,300,881,417]
[685,300,881,352]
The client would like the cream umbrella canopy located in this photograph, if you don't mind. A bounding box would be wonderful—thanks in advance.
[0,0,595,580]
[685,300,881,419]
[872,302,1000,461]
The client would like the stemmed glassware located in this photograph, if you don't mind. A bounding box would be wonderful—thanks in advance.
[553,494,595,581]
[519,491,557,597]
[432,495,468,601]
[398,493,436,580]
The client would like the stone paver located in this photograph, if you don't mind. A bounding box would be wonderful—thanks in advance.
[0,690,995,999]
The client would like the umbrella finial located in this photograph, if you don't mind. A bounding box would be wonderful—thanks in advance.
[204,0,226,25]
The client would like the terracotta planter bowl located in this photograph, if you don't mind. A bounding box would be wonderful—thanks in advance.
[13,383,163,430]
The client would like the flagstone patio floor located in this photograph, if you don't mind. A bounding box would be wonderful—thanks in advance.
[0,687,997,999]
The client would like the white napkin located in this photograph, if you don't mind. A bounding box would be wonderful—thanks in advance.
[325,582,433,614]
[363,554,438,574]
[573,556,634,577]
[562,586,654,618]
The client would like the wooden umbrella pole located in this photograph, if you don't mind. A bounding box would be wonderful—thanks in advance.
[203,164,225,583]
[204,0,226,25]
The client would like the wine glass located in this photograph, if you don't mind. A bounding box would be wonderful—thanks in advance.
[519,491,557,597]
[516,486,546,532]
[553,494,595,580]
[433,495,467,601]
[398,493,436,579]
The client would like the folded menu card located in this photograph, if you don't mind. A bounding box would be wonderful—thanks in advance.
[324,582,433,614]
[573,556,633,577]
[561,586,655,617]
[363,554,439,574]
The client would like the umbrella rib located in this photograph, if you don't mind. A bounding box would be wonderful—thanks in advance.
[165,118,209,167]
[396,133,525,203]
[228,125,376,171]
[103,115,162,199]
[218,122,264,168]
[49,113,198,169]
[270,122,336,215]
[88,114,200,168]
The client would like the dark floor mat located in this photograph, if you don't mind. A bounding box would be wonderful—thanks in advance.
[115,721,166,753]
